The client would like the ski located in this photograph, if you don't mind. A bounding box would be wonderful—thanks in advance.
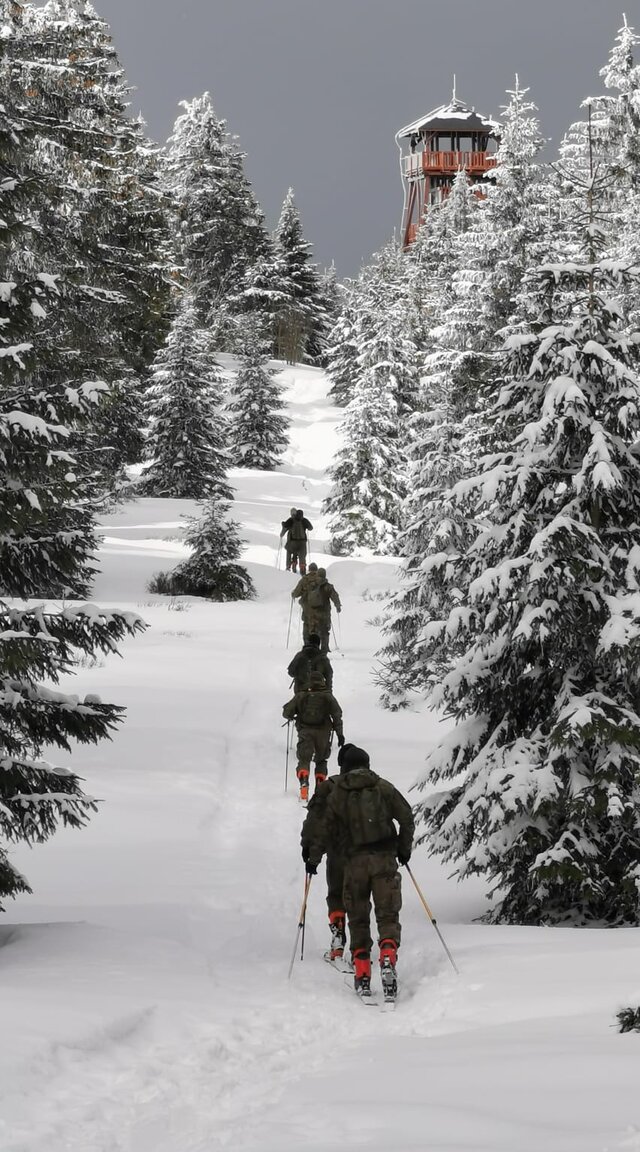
[342,974,379,1005]
[323,951,353,975]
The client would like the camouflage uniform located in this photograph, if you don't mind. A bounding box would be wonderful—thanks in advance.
[291,569,323,641]
[305,765,414,957]
[281,509,313,574]
[299,774,345,916]
[287,642,333,694]
[299,568,342,653]
[282,677,344,794]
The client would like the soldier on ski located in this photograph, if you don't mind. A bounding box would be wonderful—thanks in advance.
[291,564,341,652]
[301,744,414,1003]
[308,567,341,654]
[300,742,356,966]
[280,508,313,574]
[287,633,333,694]
[282,671,344,803]
[291,562,322,640]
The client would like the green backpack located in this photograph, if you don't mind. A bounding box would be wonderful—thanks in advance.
[342,782,395,847]
[306,579,326,610]
[289,513,306,541]
[297,689,329,726]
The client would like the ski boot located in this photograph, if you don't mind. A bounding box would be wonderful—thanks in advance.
[313,772,327,796]
[328,911,346,961]
[379,938,398,1002]
[353,949,372,997]
[297,769,309,804]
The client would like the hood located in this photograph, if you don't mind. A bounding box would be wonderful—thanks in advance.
[337,768,380,792]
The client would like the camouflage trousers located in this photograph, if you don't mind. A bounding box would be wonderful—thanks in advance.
[286,541,307,573]
[302,611,331,653]
[326,852,345,915]
[296,723,332,779]
[343,851,402,954]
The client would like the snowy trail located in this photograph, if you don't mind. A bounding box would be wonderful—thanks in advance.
[2,363,640,1152]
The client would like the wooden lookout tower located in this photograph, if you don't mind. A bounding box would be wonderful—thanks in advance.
[396,92,500,247]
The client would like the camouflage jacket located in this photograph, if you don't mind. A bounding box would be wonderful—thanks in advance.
[287,645,333,692]
[304,768,414,864]
[282,687,343,737]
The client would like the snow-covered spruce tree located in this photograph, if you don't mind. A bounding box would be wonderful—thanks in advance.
[323,241,420,555]
[317,261,341,364]
[273,188,326,364]
[165,93,269,329]
[11,1,170,469]
[229,236,291,356]
[226,319,288,469]
[142,297,232,500]
[323,367,407,555]
[326,279,361,407]
[378,175,482,705]
[0,46,145,903]
[413,165,640,925]
[379,85,553,707]
[149,501,254,601]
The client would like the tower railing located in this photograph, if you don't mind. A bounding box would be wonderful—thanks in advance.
[403,150,497,178]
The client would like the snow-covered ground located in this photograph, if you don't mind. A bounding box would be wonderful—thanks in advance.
[2,364,639,1152]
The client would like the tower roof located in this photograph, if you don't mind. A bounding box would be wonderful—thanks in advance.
[398,97,500,139]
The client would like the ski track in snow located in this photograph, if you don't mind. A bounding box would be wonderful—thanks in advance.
[2,363,640,1152]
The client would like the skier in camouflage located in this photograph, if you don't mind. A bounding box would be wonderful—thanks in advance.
[282,671,344,802]
[302,744,414,1001]
[287,633,333,694]
[300,742,356,965]
[280,508,313,574]
[292,565,341,652]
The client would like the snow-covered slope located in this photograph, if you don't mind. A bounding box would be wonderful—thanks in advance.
[1,364,639,1152]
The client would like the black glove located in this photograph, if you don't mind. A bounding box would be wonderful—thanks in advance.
[397,852,411,867]
[301,846,310,863]
[305,861,318,876]
[337,734,345,748]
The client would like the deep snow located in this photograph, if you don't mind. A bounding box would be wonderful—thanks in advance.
[1,364,639,1152]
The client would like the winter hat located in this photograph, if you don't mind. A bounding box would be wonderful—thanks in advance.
[337,741,355,769]
[308,634,321,647]
[296,508,304,518]
[318,567,327,578]
[309,671,326,689]
[290,507,296,516]
[340,745,370,773]
[308,562,318,573]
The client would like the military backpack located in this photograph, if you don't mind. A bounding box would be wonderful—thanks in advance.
[297,689,330,727]
[306,579,326,610]
[289,513,306,542]
[341,782,395,847]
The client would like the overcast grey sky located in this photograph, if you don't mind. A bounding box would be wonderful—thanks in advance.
[99,0,640,277]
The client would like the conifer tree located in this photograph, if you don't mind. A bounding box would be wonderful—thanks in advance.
[323,368,407,555]
[412,158,640,925]
[142,297,232,500]
[380,84,552,706]
[165,92,269,326]
[149,502,254,602]
[13,0,170,453]
[226,320,288,469]
[326,280,361,408]
[273,188,326,363]
[1,13,145,903]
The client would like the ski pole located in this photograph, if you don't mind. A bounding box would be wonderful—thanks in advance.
[286,597,294,648]
[331,622,339,652]
[404,863,459,975]
[285,721,291,792]
[287,874,312,979]
[276,538,283,570]
[300,875,307,961]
